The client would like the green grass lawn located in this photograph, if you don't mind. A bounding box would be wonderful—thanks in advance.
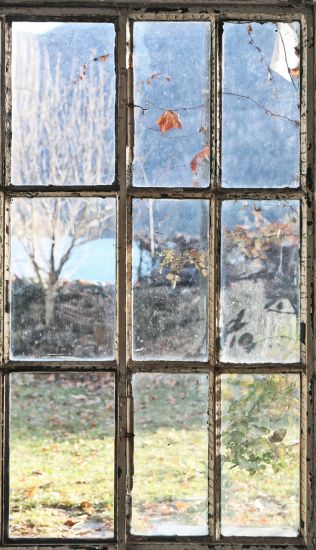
[9,373,115,538]
[9,372,300,538]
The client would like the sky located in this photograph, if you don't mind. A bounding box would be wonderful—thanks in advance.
[13,22,63,34]
[12,238,142,284]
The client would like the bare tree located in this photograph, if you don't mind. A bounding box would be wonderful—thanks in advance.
[13,197,114,327]
[11,30,115,327]
[12,30,115,186]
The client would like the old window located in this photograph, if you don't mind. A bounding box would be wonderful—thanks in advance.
[0,2,314,550]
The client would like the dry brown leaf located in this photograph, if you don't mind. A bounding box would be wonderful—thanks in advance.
[25,486,36,497]
[190,145,210,174]
[80,500,94,514]
[64,519,78,527]
[175,501,190,512]
[141,73,172,86]
[290,66,300,78]
[95,54,110,62]
[156,110,182,134]
[73,54,111,86]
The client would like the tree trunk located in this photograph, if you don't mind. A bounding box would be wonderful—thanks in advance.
[148,199,155,257]
[197,200,209,356]
[45,284,56,327]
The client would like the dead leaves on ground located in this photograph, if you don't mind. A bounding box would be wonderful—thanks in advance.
[80,500,95,515]
[64,518,78,527]
[25,485,37,498]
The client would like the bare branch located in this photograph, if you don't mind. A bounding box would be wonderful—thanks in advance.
[224,91,299,128]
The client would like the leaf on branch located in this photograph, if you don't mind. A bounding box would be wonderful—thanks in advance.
[156,110,183,134]
[147,73,171,85]
[94,54,110,62]
[73,54,111,86]
[140,73,172,87]
[269,428,287,443]
[160,248,208,287]
[290,66,300,78]
[190,146,210,174]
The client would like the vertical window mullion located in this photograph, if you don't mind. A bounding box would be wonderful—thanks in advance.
[1,17,9,544]
[301,10,315,547]
[116,11,129,550]
[209,194,217,541]
[212,16,222,540]
[3,20,10,367]
[125,13,134,539]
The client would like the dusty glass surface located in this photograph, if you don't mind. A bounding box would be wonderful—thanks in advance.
[132,373,208,536]
[9,372,115,538]
[132,199,209,360]
[221,374,300,536]
[133,22,210,187]
[220,200,300,363]
[12,22,115,186]
[10,197,116,359]
[222,22,300,188]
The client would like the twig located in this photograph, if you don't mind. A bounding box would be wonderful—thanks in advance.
[140,124,201,140]
[224,91,299,128]
[248,26,277,94]
[131,104,150,114]
[132,97,208,113]
[155,162,191,184]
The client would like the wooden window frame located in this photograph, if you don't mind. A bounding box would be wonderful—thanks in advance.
[0,2,314,550]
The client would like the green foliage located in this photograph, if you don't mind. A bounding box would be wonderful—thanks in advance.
[221,375,300,475]
[159,248,208,288]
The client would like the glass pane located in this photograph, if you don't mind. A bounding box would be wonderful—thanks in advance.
[11,197,116,359]
[221,374,300,536]
[12,22,115,186]
[220,200,300,363]
[133,199,209,360]
[132,373,208,535]
[9,372,115,538]
[222,22,300,188]
[133,22,210,187]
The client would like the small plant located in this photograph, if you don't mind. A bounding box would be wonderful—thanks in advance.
[159,248,208,288]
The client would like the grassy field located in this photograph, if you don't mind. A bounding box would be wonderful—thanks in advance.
[10,373,115,538]
[9,372,300,538]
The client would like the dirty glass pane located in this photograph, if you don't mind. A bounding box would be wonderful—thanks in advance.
[220,200,300,363]
[11,197,116,359]
[12,22,115,186]
[133,22,211,187]
[221,374,300,536]
[133,199,209,360]
[132,373,208,535]
[9,372,115,538]
[222,22,300,188]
